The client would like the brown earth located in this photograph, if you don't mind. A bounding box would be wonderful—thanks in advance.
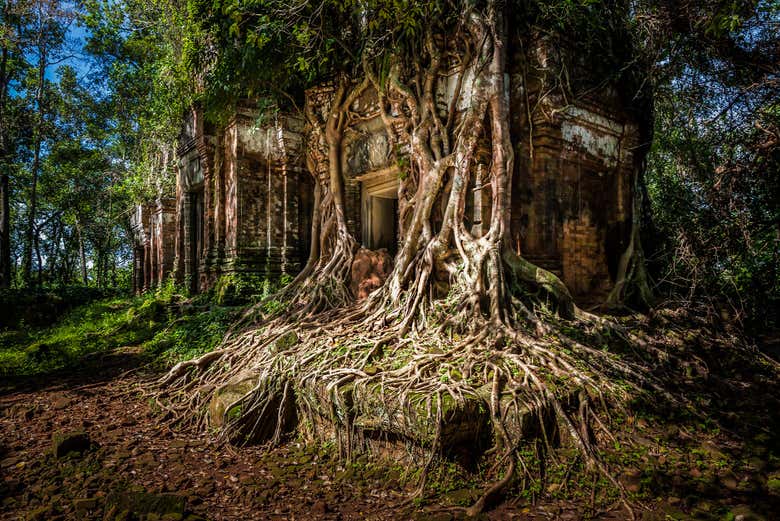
[1,310,779,520]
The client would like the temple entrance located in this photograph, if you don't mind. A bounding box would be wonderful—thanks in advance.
[360,172,399,256]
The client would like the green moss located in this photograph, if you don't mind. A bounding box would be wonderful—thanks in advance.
[145,304,240,368]
[272,331,299,352]
[0,295,162,376]
[0,282,241,377]
[214,272,292,306]
[768,477,780,496]
[226,405,243,421]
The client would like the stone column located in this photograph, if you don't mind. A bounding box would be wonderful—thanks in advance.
[143,242,152,293]
[133,246,144,295]
[182,191,195,293]
[150,217,159,290]
[280,164,302,274]
[213,132,226,274]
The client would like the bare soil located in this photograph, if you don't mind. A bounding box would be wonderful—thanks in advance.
[1,311,779,520]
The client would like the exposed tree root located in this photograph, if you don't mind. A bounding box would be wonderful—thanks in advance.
[152,275,666,516]
[152,1,665,515]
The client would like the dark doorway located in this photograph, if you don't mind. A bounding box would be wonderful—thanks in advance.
[189,190,204,292]
[361,176,399,256]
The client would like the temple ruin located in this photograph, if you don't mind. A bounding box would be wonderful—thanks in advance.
[132,38,641,307]
[130,199,176,295]
[171,105,314,293]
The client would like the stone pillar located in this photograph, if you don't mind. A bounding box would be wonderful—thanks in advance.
[345,179,362,241]
[182,191,195,293]
[266,163,285,277]
[213,132,226,275]
[133,246,144,295]
[143,242,152,293]
[280,164,302,274]
[150,218,159,290]
[172,174,186,285]
[154,198,177,286]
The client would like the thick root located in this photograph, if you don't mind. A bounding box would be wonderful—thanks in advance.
[155,278,650,515]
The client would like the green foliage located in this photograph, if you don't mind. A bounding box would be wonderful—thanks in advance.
[214,272,265,305]
[179,0,464,118]
[144,301,239,368]
[0,282,243,376]
[0,286,116,330]
[0,295,162,376]
[643,1,779,327]
[0,269,304,376]
[214,272,293,305]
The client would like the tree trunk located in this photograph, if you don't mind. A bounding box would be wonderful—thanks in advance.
[22,31,46,287]
[34,226,42,286]
[158,7,657,511]
[0,171,9,288]
[47,219,60,283]
[77,220,87,284]
[0,16,12,288]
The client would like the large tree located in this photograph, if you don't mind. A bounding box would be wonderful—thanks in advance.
[76,0,776,513]
[19,0,74,286]
[0,0,33,287]
[156,0,656,513]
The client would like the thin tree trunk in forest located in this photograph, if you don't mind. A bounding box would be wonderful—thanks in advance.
[22,25,46,287]
[47,219,59,283]
[0,15,12,288]
[0,173,9,287]
[34,226,42,286]
[77,220,87,284]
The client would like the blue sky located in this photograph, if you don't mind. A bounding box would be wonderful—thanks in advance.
[47,16,94,81]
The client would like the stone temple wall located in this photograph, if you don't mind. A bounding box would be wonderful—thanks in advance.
[170,105,312,294]
[135,36,642,306]
[130,199,176,294]
[303,37,641,306]
[508,36,640,305]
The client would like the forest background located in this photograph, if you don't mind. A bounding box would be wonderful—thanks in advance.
[0,0,776,327]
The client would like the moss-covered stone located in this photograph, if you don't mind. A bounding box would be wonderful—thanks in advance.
[208,374,257,427]
[214,273,267,305]
[346,385,489,451]
[270,331,299,353]
[767,474,780,497]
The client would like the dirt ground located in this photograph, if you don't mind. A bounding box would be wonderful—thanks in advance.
[2,312,779,521]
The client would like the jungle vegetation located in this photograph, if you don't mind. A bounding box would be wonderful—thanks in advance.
[0,0,777,516]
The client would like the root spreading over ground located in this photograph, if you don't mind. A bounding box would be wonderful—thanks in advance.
[156,1,679,516]
[154,270,680,517]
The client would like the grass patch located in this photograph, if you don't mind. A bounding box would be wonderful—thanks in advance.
[0,282,243,377]
[0,295,162,376]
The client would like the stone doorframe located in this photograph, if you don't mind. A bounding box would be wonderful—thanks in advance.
[357,167,400,254]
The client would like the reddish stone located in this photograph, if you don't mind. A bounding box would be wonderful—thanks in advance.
[350,248,393,300]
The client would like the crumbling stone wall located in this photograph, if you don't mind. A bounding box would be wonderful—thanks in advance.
[130,199,176,294]
[303,36,640,305]
[508,36,639,305]
[135,37,642,305]
[172,105,311,293]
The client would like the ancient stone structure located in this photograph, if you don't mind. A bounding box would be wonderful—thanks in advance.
[512,40,641,305]
[304,38,641,306]
[130,198,176,295]
[172,105,312,293]
[134,38,641,306]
